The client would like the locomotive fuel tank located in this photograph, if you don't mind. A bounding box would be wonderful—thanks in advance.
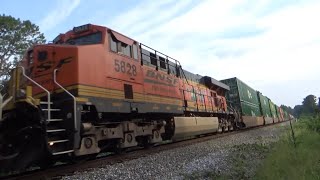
[172,117,219,140]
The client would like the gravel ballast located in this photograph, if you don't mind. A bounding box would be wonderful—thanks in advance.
[62,122,288,180]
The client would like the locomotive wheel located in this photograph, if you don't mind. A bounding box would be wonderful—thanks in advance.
[0,104,48,171]
[0,125,46,170]
[140,136,153,149]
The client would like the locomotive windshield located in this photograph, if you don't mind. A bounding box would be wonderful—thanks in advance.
[66,31,102,45]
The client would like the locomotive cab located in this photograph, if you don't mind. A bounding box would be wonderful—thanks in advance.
[0,24,108,170]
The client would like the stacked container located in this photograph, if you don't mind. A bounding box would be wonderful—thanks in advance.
[268,99,278,123]
[257,92,273,124]
[278,106,284,121]
[221,77,263,127]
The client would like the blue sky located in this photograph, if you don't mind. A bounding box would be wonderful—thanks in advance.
[1,0,320,107]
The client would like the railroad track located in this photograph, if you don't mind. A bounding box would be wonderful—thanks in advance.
[1,121,290,180]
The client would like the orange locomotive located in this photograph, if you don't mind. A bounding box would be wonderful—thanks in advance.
[0,24,234,169]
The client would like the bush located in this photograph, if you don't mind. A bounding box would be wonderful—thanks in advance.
[255,117,320,179]
[304,115,320,133]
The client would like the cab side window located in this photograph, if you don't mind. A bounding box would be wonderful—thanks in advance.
[118,42,130,57]
[110,35,117,52]
[132,44,138,60]
[109,33,138,60]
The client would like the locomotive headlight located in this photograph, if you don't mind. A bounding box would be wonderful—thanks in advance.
[17,89,26,99]
[19,89,26,96]
[163,121,167,126]
[67,113,72,119]
[49,142,54,146]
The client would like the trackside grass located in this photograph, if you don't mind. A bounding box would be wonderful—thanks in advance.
[255,116,320,180]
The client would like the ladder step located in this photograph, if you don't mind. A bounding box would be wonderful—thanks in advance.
[48,139,69,144]
[43,109,61,111]
[40,101,53,105]
[52,150,74,155]
[47,129,66,133]
[47,119,63,122]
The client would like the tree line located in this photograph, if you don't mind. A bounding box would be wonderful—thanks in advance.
[293,95,319,118]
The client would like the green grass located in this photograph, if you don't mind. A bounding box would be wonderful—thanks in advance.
[255,117,320,180]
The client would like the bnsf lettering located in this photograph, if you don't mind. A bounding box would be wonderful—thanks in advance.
[32,57,73,74]
[36,61,54,73]
[146,70,178,86]
[55,57,72,69]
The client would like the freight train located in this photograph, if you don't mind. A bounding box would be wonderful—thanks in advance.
[0,24,293,170]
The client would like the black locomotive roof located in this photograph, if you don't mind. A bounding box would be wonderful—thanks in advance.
[201,76,230,91]
[181,69,230,91]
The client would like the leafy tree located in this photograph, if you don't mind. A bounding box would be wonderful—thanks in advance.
[302,95,317,115]
[0,14,45,83]
[280,105,294,115]
[293,105,303,118]
[293,95,318,118]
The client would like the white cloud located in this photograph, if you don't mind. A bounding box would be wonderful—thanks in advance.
[109,0,194,35]
[106,0,320,106]
[39,0,80,32]
[109,1,175,31]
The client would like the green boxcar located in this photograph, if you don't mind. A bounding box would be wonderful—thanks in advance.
[268,99,278,120]
[275,105,282,120]
[275,105,279,118]
[257,92,272,118]
[221,77,261,117]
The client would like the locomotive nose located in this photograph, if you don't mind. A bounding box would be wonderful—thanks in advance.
[29,45,77,77]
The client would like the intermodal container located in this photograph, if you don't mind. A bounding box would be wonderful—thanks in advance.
[257,92,273,124]
[257,92,272,118]
[274,105,281,121]
[221,77,261,117]
[278,107,284,121]
[268,99,278,122]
